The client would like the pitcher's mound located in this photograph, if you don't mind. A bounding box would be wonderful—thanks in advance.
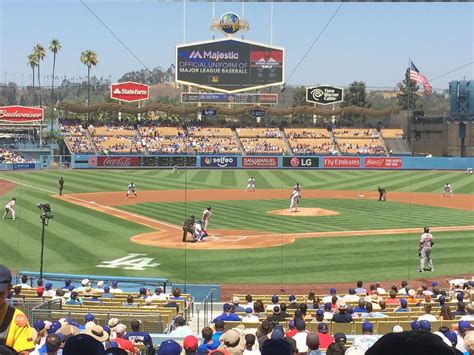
[267,208,339,217]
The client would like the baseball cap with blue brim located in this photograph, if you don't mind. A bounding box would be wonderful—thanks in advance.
[0,265,12,293]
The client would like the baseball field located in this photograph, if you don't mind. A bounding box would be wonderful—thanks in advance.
[0,169,473,287]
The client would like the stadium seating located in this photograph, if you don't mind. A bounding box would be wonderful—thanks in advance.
[0,148,36,163]
[333,127,386,155]
[381,128,404,139]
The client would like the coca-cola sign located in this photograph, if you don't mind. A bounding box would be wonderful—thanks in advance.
[0,106,44,123]
[97,156,140,167]
[110,82,149,102]
[365,157,402,169]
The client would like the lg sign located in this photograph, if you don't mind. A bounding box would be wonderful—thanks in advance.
[111,82,149,102]
[283,157,319,168]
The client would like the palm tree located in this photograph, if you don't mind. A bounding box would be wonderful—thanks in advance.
[49,39,61,130]
[80,50,99,108]
[33,44,46,107]
[27,53,38,105]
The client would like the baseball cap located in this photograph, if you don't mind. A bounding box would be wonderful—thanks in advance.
[45,283,53,290]
[81,279,89,286]
[419,320,431,331]
[223,303,232,311]
[271,295,279,303]
[271,328,284,340]
[114,324,126,334]
[112,280,118,287]
[334,332,347,343]
[84,313,95,323]
[232,296,240,304]
[324,302,332,310]
[316,309,324,316]
[400,298,408,307]
[330,287,337,294]
[318,322,329,334]
[155,286,164,293]
[139,287,146,294]
[432,281,438,287]
[96,281,104,288]
[183,335,199,351]
[392,325,404,333]
[221,329,240,347]
[438,295,446,305]
[411,321,420,330]
[157,340,182,355]
[362,322,373,332]
[34,320,46,331]
[48,321,61,335]
[245,307,253,314]
[444,330,457,346]
[345,345,366,355]
[289,294,296,302]
[0,265,12,293]
[458,320,473,332]
[103,285,110,293]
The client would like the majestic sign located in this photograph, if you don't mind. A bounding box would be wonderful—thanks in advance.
[97,156,140,167]
[110,82,149,102]
[283,157,319,168]
[176,38,284,93]
[242,156,278,168]
[181,93,278,104]
[0,106,44,123]
[324,157,360,168]
[364,157,402,169]
[306,86,344,105]
[201,156,238,168]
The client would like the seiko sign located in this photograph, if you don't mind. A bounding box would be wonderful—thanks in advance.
[110,82,149,102]
[306,86,344,105]
[0,106,44,123]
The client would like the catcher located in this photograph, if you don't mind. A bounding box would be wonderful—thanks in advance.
[182,215,195,242]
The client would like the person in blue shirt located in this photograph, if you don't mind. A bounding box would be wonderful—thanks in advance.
[210,320,225,349]
[197,326,218,354]
[124,319,153,348]
[395,298,410,312]
[100,285,114,299]
[212,303,241,323]
[353,299,367,313]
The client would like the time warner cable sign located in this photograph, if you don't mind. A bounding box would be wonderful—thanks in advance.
[306,86,344,105]
[176,38,284,93]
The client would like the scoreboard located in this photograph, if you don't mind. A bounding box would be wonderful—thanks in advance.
[140,156,197,167]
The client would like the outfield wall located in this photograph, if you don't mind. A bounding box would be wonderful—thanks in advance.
[68,155,474,170]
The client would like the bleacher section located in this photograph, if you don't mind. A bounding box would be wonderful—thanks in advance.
[59,123,96,154]
[88,125,144,154]
[285,128,338,155]
[237,127,287,154]
[334,128,386,155]
[0,148,37,163]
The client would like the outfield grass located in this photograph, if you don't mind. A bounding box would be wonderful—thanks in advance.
[0,169,473,284]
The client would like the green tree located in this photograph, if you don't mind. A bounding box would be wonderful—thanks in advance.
[80,50,99,107]
[397,68,421,110]
[291,86,307,107]
[341,81,371,123]
[33,44,46,106]
[49,39,62,130]
[27,53,38,104]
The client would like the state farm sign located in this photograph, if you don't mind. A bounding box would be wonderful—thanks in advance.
[365,157,402,169]
[0,106,44,123]
[97,156,140,167]
[110,82,149,102]
[324,157,360,168]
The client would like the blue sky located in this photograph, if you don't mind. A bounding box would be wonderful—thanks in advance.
[0,1,472,91]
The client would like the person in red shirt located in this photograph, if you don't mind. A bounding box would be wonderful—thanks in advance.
[112,323,136,354]
[385,289,400,305]
[317,323,334,349]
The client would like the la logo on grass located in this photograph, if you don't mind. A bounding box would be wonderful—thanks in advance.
[97,253,160,271]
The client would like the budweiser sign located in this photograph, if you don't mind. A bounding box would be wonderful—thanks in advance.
[365,157,402,169]
[0,106,44,123]
[111,82,149,102]
[324,157,361,168]
[97,156,140,167]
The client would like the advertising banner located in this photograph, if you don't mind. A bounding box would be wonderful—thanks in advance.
[176,38,284,93]
[242,156,278,168]
[88,156,98,167]
[97,156,140,167]
[157,156,197,167]
[111,82,149,102]
[283,157,319,168]
[181,92,278,104]
[306,86,344,105]
[324,157,361,168]
[0,106,44,123]
[12,163,36,170]
[201,156,238,168]
[365,157,403,169]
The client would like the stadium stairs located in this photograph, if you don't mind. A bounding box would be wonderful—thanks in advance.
[385,138,413,156]
[377,132,391,157]
[85,129,99,154]
[280,129,294,156]
[231,128,246,155]
[329,130,343,156]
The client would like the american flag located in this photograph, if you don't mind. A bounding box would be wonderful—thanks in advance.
[410,62,432,96]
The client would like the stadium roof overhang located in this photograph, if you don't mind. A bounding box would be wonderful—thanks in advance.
[57,101,401,118]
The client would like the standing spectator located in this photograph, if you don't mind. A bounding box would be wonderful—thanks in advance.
[0,264,34,354]
[124,319,153,348]
[112,324,136,354]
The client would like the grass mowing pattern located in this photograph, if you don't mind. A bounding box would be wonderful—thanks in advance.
[0,169,472,283]
[119,199,474,233]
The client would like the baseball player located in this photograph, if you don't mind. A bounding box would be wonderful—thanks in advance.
[467,168,473,175]
[194,220,207,242]
[294,183,301,193]
[377,186,387,201]
[442,183,453,198]
[126,182,137,198]
[245,177,256,192]
[418,227,434,272]
[182,215,196,242]
[3,197,16,220]
[289,189,301,213]
[58,177,64,196]
[201,206,212,231]
[172,165,178,174]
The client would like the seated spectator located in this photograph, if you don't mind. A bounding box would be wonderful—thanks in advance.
[418,304,438,322]
[343,288,360,302]
[169,316,193,337]
[316,323,333,349]
[353,299,367,313]
[183,335,199,355]
[123,319,153,348]
[460,303,474,321]
[279,303,291,320]
[452,302,467,317]
[360,302,388,319]
[15,275,31,289]
[111,324,135,354]
[213,303,241,323]
[323,288,339,303]
[110,281,122,293]
[231,296,246,313]
[266,295,279,311]
[385,289,399,305]
[266,306,285,323]
[354,322,378,351]
[419,320,432,332]
[242,307,259,323]
[306,332,322,355]
[65,291,83,305]
[332,301,353,323]
[198,326,218,353]
[169,287,184,300]
[325,342,345,355]
[395,298,410,312]
[122,295,137,307]
[256,319,273,349]
[355,281,367,295]
[45,333,62,355]
[101,286,114,299]
[291,319,309,353]
[287,294,299,310]
[243,333,260,355]
[323,302,333,320]
[147,286,167,301]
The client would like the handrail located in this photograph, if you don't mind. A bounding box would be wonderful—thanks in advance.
[196,289,215,333]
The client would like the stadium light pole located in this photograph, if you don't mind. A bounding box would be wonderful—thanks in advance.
[37,203,53,281]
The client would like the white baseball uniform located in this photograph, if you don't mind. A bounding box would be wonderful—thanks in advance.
[201,209,212,230]
[442,184,453,197]
[126,183,137,197]
[419,232,434,271]
[245,178,256,192]
[289,190,301,212]
[3,199,16,220]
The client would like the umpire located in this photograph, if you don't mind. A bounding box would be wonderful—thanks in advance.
[377,186,386,201]
[182,215,195,242]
